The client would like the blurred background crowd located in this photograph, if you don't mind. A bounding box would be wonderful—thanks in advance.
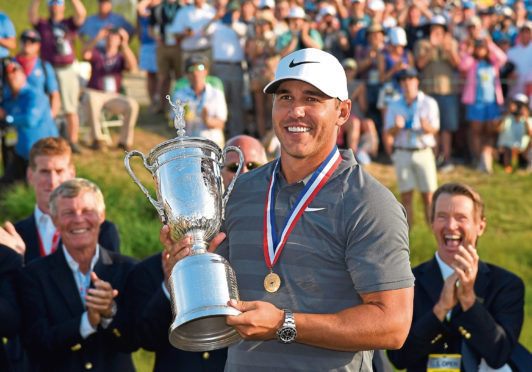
[1,0,532,185]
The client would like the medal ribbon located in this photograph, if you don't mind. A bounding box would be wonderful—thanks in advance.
[263,146,341,269]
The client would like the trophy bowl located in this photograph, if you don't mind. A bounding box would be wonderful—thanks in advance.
[124,97,244,351]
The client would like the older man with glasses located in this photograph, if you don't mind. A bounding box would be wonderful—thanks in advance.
[222,135,268,189]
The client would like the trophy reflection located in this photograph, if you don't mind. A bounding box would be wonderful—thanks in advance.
[124,96,243,351]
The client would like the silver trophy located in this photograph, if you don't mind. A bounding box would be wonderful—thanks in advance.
[124,96,244,351]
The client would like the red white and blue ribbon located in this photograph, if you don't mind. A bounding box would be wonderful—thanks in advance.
[263,146,342,269]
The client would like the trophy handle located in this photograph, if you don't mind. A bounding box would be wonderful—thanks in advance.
[221,145,244,217]
[124,150,167,223]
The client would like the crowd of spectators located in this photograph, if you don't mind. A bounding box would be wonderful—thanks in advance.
[1,0,532,179]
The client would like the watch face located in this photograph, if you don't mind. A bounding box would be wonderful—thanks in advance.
[278,327,297,343]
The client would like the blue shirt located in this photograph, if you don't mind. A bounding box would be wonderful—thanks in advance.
[2,84,59,159]
[475,60,496,104]
[79,13,135,48]
[0,12,16,58]
[19,57,59,94]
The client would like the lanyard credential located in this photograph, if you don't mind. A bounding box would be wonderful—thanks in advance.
[262,146,341,292]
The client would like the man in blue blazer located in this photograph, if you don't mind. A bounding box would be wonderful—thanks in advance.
[0,137,120,263]
[387,182,528,371]
[18,178,137,372]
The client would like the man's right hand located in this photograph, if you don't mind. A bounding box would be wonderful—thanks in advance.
[160,225,226,289]
[0,222,26,256]
[433,272,459,322]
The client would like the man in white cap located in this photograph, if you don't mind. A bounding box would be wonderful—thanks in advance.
[276,7,323,57]
[160,48,414,371]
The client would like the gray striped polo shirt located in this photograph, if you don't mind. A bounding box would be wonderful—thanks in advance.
[217,150,414,372]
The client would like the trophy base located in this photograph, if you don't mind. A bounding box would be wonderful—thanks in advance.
[169,307,241,351]
[168,253,241,351]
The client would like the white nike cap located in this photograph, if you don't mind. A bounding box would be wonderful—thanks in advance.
[263,48,348,101]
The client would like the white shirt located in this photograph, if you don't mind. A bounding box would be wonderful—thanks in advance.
[507,42,532,96]
[62,245,113,338]
[172,83,227,148]
[204,20,246,62]
[34,205,57,256]
[385,91,439,149]
[167,4,215,51]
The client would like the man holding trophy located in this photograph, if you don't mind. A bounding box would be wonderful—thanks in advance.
[157,48,415,371]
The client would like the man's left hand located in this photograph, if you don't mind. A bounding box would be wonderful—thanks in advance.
[453,244,479,311]
[226,299,285,340]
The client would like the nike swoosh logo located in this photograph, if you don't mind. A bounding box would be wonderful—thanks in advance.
[288,60,320,68]
[305,207,326,212]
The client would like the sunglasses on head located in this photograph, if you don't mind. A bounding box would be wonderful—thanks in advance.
[48,0,65,5]
[225,162,262,173]
[187,64,205,73]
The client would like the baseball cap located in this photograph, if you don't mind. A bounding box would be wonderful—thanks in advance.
[462,1,475,9]
[366,23,384,34]
[398,67,419,81]
[389,27,407,46]
[263,48,348,101]
[512,93,529,105]
[185,54,209,70]
[258,0,275,9]
[286,6,307,19]
[466,16,481,27]
[20,29,41,42]
[342,58,357,70]
[367,0,385,11]
[319,5,336,17]
[520,21,532,31]
[430,15,447,28]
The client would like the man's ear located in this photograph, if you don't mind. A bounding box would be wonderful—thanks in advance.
[336,99,352,128]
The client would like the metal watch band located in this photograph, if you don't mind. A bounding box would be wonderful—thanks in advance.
[276,309,297,344]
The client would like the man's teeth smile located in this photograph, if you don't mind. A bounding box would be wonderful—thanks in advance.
[71,229,88,234]
[287,126,310,133]
[444,234,462,246]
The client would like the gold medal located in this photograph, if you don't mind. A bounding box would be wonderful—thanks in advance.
[264,271,281,293]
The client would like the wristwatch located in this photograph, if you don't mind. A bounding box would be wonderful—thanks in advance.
[276,309,297,344]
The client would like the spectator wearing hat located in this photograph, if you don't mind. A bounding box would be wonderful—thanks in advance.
[496,93,532,173]
[28,0,86,154]
[79,0,135,49]
[459,16,483,55]
[82,27,139,152]
[172,55,227,148]
[507,22,532,98]
[450,0,477,42]
[246,12,279,138]
[492,6,518,45]
[351,0,388,48]
[0,60,59,188]
[317,5,350,60]
[276,6,323,57]
[202,0,249,138]
[384,67,439,228]
[414,15,460,172]
[168,0,216,74]
[459,36,507,174]
[14,30,61,119]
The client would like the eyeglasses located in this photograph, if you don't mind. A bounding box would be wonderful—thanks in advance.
[21,38,39,44]
[225,162,263,173]
[187,64,206,73]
